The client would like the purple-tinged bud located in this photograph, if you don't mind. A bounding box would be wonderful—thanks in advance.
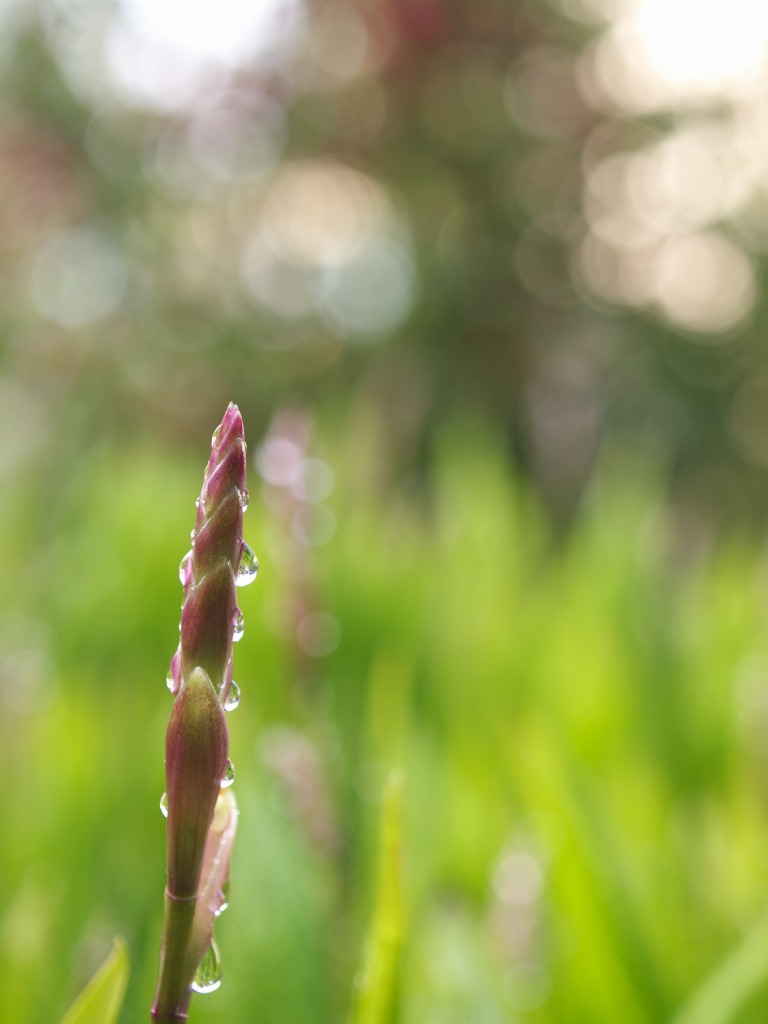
[179,402,247,700]
[165,667,229,901]
[204,444,247,514]
[154,403,253,1022]
[211,403,245,466]
[198,406,247,523]
[196,788,238,925]
[179,563,237,691]
[193,490,243,577]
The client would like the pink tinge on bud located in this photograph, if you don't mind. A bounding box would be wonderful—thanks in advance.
[192,490,243,578]
[180,563,237,692]
[204,406,245,491]
[213,403,245,459]
[204,442,247,512]
[178,404,247,694]
[197,788,238,923]
[165,667,229,901]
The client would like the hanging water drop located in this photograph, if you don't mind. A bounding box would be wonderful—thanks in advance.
[192,939,222,994]
[179,550,193,586]
[240,487,249,512]
[232,609,244,642]
[224,681,241,712]
[215,879,231,917]
[211,424,221,447]
[167,650,182,694]
[160,792,169,818]
[221,759,236,788]
[236,543,258,587]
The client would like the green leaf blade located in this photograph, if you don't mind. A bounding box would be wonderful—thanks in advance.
[349,770,406,1024]
[60,936,129,1024]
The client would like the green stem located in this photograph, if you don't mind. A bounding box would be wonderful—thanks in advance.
[151,893,197,1022]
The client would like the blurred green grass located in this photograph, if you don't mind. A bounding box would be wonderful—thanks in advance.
[1,417,768,1023]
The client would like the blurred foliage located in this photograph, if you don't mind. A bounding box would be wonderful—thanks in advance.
[2,415,768,1021]
[0,0,767,527]
[2,0,768,1021]
[349,771,405,1024]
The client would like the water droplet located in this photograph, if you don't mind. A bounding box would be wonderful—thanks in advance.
[215,879,230,916]
[167,650,182,694]
[192,938,222,994]
[211,424,221,447]
[232,609,244,642]
[179,550,193,586]
[221,759,235,788]
[224,681,241,712]
[236,543,258,587]
[195,496,201,509]
[240,487,249,511]
[160,792,169,818]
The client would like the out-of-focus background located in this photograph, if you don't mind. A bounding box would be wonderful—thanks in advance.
[3,0,768,1020]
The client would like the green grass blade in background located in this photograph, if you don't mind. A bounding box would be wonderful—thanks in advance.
[671,907,768,1024]
[4,427,768,1022]
[349,771,406,1024]
[60,936,128,1024]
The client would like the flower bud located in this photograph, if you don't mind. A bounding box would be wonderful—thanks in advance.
[165,667,229,901]
[179,563,237,690]
[154,403,252,1022]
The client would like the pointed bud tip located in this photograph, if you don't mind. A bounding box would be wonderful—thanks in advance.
[221,402,243,432]
[214,404,244,454]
